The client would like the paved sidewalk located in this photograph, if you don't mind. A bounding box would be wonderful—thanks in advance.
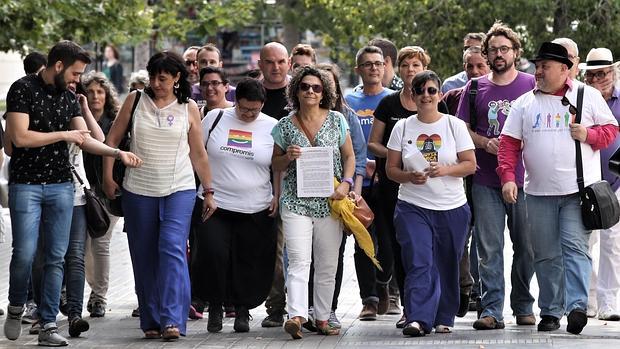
[1,207,620,348]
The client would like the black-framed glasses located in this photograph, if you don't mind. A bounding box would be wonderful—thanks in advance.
[237,104,263,114]
[585,70,613,81]
[561,96,578,115]
[487,46,513,54]
[413,86,439,96]
[358,61,385,69]
[200,80,224,88]
[185,60,197,66]
[300,82,323,93]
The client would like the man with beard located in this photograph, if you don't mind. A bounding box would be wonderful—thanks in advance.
[456,21,536,330]
[442,32,486,93]
[2,40,141,346]
[498,42,617,334]
[183,46,200,85]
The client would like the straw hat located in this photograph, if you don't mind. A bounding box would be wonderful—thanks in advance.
[578,48,619,70]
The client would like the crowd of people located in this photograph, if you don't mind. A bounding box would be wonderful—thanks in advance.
[1,19,620,346]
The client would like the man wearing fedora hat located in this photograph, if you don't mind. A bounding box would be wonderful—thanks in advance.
[498,41,618,334]
[580,47,620,322]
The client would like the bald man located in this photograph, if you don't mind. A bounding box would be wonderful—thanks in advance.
[258,42,290,120]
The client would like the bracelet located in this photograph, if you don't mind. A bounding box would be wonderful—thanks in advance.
[203,188,215,196]
[341,177,354,187]
[113,148,121,160]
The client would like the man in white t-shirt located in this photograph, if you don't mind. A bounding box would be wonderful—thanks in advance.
[497,42,618,335]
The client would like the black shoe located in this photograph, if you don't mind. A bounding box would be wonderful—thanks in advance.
[207,305,223,333]
[88,301,106,318]
[567,309,587,335]
[475,297,483,319]
[456,293,470,318]
[537,315,560,331]
[261,311,284,327]
[396,314,407,328]
[233,306,251,332]
[59,290,68,317]
[68,316,90,338]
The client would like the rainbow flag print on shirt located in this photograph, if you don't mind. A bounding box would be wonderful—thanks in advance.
[227,129,252,148]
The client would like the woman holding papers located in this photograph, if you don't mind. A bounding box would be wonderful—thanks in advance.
[385,70,476,337]
[271,66,355,339]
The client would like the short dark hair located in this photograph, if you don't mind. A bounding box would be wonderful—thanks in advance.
[199,66,228,84]
[145,51,191,104]
[235,78,266,103]
[246,69,262,79]
[411,70,442,93]
[47,40,92,68]
[287,66,335,111]
[369,38,397,67]
[355,46,383,66]
[291,44,316,63]
[196,43,221,61]
[23,52,47,74]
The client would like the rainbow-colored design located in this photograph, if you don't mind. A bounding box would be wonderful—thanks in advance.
[415,134,442,151]
[227,129,252,148]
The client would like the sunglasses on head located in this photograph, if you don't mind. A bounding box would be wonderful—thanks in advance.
[300,82,323,93]
[561,96,578,115]
[413,86,438,95]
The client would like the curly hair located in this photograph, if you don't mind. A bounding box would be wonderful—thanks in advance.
[483,21,522,58]
[287,66,336,112]
[145,51,191,104]
[81,71,120,120]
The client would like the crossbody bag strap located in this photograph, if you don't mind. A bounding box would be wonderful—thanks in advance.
[128,90,141,133]
[574,85,586,194]
[70,164,86,188]
[206,109,224,144]
[297,114,316,147]
[468,78,478,131]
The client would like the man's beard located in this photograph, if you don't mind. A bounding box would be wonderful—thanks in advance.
[490,57,514,74]
[54,68,75,92]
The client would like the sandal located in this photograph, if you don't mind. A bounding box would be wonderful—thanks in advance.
[316,320,340,335]
[162,325,180,341]
[403,321,425,337]
[143,329,161,339]
[284,317,303,339]
[435,324,452,333]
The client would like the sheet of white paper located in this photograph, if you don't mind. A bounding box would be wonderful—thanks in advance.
[296,147,334,197]
[402,150,445,192]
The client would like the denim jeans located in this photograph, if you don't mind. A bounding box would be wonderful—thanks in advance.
[64,205,87,318]
[525,193,591,318]
[8,183,74,326]
[472,183,534,321]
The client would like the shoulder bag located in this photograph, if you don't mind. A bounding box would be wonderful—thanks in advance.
[71,166,111,238]
[574,85,620,230]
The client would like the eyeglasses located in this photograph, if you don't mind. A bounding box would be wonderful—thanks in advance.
[200,80,224,88]
[585,69,613,81]
[300,82,323,93]
[487,46,513,54]
[185,60,197,66]
[413,86,439,96]
[358,61,385,69]
[237,105,262,114]
[561,96,578,115]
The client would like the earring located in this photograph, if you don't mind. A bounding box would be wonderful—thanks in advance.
[174,81,180,89]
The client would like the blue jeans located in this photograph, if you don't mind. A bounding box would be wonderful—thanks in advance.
[525,193,591,318]
[8,183,74,326]
[64,205,87,318]
[472,183,534,321]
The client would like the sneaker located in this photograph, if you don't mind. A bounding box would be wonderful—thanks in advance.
[88,301,106,318]
[22,300,38,324]
[598,308,620,321]
[359,302,378,321]
[68,317,89,338]
[586,308,597,318]
[516,314,536,325]
[233,306,251,333]
[189,305,203,320]
[387,296,401,315]
[537,315,560,331]
[403,321,425,337]
[4,304,24,340]
[302,307,317,332]
[456,293,469,318]
[377,284,389,315]
[328,310,341,329]
[473,316,505,330]
[261,311,284,328]
[207,305,223,333]
[38,326,68,346]
[29,321,41,335]
[567,308,587,335]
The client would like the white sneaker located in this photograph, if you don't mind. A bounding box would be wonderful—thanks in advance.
[598,308,620,321]
[38,325,68,347]
[586,308,597,318]
[22,300,38,324]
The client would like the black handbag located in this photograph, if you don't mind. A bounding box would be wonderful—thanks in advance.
[71,166,111,239]
[574,85,620,230]
[109,91,141,216]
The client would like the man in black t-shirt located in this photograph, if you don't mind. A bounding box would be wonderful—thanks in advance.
[2,41,141,346]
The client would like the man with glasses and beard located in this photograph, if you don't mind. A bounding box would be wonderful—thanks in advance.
[456,21,536,331]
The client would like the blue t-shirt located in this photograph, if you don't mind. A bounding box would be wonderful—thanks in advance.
[345,87,393,186]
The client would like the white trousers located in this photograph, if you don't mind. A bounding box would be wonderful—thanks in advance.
[588,188,620,312]
[281,207,342,322]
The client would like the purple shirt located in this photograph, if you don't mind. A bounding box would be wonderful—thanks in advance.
[457,72,535,188]
[600,87,620,190]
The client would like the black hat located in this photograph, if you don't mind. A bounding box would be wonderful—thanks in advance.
[531,42,573,69]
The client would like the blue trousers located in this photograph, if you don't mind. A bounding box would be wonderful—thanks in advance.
[394,200,470,332]
[123,189,195,335]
